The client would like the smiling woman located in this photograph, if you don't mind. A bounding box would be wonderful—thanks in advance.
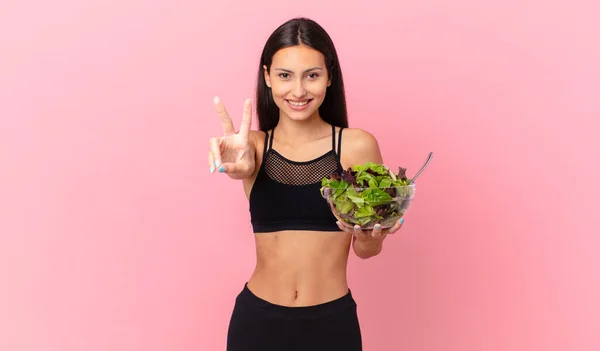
[255,18,348,132]
[265,49,331,116]
[207,17,403,351]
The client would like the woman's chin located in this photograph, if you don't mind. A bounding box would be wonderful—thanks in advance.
[284,110,319,122]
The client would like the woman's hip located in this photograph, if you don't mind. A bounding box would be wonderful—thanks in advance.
[227,282,362,351]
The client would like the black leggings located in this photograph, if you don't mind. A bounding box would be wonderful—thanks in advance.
[226,283,362,351]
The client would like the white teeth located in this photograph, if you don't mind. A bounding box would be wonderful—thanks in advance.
[288,100,309,106]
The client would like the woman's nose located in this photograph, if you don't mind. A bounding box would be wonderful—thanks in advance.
[292,80,307,97]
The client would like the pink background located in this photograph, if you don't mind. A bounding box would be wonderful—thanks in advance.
[1,0,599,350]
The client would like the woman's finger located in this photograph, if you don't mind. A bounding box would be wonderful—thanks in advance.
[371,224,383,238]
[209,137,222,170]
[386,218,405,234]
[336,221,354,234]
[352,224,365,237]
[218,161,252,175]
[208,152,215,174]
[214,96,236,136]
[239,98,253,141]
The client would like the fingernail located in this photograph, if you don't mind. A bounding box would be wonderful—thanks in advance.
[354,226,360,231]
[399,218,404,224]
[214,96,220,104]
[336,221,341,226]
[375,224,381,230]
[215,160,220,168]
[218,166,225,173]
[210,166,215,174]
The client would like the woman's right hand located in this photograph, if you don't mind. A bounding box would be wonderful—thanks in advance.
[208,97,256,180]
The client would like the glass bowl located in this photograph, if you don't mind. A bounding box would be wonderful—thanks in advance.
[320,184,416,230]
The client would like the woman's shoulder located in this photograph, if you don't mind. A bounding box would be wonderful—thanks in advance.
[249,129,267,141]
[340,127,379,146]
[248,129,268,144]
[339,127,383,166]
[249,129,268,156]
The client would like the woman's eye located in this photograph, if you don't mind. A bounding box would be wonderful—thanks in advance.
[277,72,319,79]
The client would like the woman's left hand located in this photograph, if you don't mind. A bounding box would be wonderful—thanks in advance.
[336,218,405,240]
[337,218,405,258]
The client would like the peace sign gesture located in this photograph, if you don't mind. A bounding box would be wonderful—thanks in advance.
[208,97,256,179]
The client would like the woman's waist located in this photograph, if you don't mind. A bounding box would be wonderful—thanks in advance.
[251,253,348,282]
[237,280,356,316]
[246,270,350,307]
[249,231,352,306]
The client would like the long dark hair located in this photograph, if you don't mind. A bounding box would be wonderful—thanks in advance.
[256,18,349,132]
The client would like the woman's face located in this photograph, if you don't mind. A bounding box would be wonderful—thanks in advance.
[264,45,331,122]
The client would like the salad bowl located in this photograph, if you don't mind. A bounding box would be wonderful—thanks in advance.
[320,162,416,230]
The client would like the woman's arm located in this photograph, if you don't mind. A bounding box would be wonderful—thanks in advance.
[339,128,391,259]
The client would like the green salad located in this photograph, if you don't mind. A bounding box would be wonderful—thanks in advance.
[320,162,414,227]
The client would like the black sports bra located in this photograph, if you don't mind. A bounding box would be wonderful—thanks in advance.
[249,125,344,233]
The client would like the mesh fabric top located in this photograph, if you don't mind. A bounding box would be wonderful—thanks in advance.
[249,125,344,233]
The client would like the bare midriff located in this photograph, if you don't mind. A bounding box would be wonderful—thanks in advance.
[246,230,353,307]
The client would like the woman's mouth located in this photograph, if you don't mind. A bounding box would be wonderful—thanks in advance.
[285,99,313,111]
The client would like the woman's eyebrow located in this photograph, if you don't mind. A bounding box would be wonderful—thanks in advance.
[272,67,323,73]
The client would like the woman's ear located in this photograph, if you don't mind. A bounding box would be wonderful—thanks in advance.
[263,65,271,88]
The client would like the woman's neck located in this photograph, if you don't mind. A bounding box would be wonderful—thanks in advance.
[274,111,330,144]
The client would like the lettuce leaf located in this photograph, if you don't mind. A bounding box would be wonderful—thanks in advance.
[321,162,413,227]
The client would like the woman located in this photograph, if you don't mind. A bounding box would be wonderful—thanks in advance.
[207,17,405,351]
